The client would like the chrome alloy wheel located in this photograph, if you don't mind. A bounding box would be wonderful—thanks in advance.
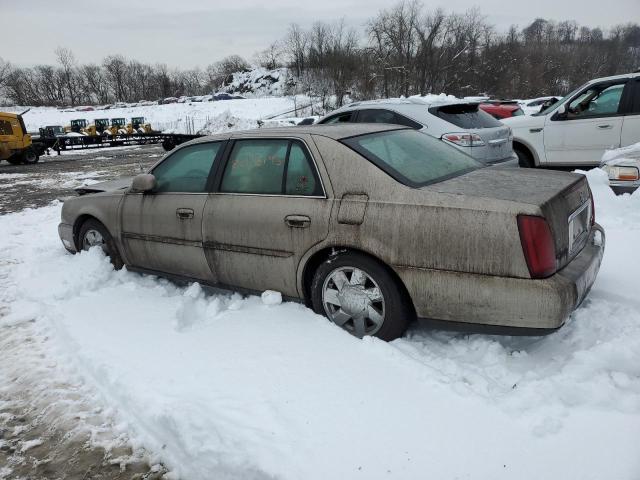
[322,266,385,337]
[82,229,105,251]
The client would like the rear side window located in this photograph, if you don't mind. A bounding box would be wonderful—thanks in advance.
[342,129,481,187]
[320,112,354,124]
[430,104,502,129]
[357,109,423,129]
[152,142,221,193]
[512,108,525,116]
[221,139,323,196]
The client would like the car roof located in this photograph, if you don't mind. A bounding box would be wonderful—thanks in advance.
[337,96,469,109]
[186,124,407,145]
[587,71,640,84]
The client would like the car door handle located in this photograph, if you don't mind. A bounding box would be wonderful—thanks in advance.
[597,124,613,129]
[285,215,311,228]
[176,208,194,220]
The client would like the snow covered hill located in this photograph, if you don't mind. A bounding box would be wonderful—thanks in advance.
[1,168,639,479]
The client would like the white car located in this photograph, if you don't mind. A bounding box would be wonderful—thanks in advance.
[600,142,640,194]
[503,71,640,168]
[317,98,518,166]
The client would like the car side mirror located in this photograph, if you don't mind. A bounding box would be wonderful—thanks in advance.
[130,174,157,193]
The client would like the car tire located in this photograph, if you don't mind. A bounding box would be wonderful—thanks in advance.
[22,146,39,164]
[310,251,412,341]
[77,218,124,270]
[514,146,534,168]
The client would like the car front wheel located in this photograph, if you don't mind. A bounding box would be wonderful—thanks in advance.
[311,251,413,341]
[77,219,123,269]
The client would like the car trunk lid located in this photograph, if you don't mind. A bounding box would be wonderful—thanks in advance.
[429,167,592,271]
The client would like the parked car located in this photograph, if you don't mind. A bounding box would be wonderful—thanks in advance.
[162,97,179,104]
[503,71,640,168]
[212,92,243,101]
[479,101,525,119]
[59,124,604,341]
[316,98,518,166]
[600,142,640,194]
[518,96,562,115]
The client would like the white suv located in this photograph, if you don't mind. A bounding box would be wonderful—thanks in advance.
[317,98,518,166]
[503,71,640,167]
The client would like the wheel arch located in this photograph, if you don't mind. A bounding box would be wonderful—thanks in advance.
[512,138,541,167]
[298,245,416,317]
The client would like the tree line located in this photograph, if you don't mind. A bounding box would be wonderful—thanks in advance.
[1,1,639,107]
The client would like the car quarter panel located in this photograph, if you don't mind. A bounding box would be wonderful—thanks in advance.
[306,135,534,282]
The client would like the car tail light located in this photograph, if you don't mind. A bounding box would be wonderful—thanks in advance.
[517,215,556,279]
[442,133,486,147]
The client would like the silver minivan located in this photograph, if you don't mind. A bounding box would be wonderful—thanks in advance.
[317,98,518,165]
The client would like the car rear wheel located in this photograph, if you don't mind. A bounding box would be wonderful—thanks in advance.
[310,251,412,341]
[77,219,123,269]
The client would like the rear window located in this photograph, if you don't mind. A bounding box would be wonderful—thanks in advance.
[430,103,502,129]
[512,108,525,116]
[342,129,482,187]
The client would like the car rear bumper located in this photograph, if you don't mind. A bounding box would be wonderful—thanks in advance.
[395,223,605,330]
[58,222,77,253]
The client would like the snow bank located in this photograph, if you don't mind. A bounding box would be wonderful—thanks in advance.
[601,142,640,165]
[1,171,640,479]
[14,97,300,135]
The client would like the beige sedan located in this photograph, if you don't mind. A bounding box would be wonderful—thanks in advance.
[59,124,605,340]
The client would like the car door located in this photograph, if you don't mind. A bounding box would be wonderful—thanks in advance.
[202,136,332,297]
[119,141,224,280]
[621,77,640,147]
[544,81,627,165]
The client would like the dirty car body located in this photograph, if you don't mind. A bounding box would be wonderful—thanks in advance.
[59,124,605,340]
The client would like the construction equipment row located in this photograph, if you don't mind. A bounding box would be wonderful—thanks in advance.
[1,111,199,165]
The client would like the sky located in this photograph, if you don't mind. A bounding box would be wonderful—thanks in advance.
[2,0,639,68]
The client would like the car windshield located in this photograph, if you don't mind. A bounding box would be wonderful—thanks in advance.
[342,129,482,187]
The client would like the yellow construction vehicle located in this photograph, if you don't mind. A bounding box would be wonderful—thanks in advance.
[0,110,39,164]
[83,118,111,136]
[126,116,154,134]
[64,119,88,134]
[107,118,127,136]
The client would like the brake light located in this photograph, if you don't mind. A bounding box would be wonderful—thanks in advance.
[442,133,486,147]
[517,215,556,279]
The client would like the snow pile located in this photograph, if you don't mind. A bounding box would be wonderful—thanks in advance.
[196,110,261,135]
[13,97,300,135]
[601,141,640,166]
[220,67,293,97]
[408,93,460,104]
[1,170,640,479]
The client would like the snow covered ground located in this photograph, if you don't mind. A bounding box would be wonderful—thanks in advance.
[10,96,305,135]
[1,169,639,479]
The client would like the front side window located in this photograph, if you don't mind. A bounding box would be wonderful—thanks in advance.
[220,139,322,196]
[567,83,625,118]
[152,142,221,193]
[342,129,482,187]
